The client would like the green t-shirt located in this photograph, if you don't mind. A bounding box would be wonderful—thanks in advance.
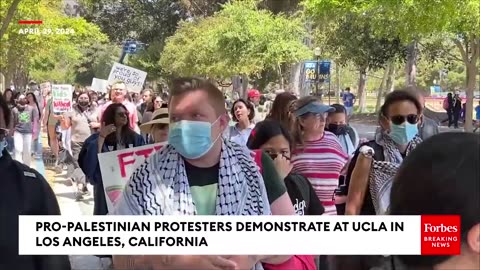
[185,151,286,215]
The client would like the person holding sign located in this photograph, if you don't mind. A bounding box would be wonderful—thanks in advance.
[99,80,139,132]
[113,78,294,270]
[79,103,145,216]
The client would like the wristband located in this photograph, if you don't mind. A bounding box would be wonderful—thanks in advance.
[359,146,375,157]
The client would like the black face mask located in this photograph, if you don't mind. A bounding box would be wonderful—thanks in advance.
[328,124,348,136]
[78,101,89,107]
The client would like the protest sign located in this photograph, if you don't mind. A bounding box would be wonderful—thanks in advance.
[51,84,73,113]
[107,62,147,93]
[91,78,109,93]
[40,82,51,95]
[98,142,166,212]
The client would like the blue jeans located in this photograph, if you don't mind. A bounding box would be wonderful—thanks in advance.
[31,138,43,158]
[6,135,14,153]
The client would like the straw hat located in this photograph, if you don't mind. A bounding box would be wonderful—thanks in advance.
[140,108,169,133]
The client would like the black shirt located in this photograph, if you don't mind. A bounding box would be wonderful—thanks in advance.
[284,173,324,215]
[0,150,71,270]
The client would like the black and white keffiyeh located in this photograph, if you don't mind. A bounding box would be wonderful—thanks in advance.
[116,139,271,216]
[369,131,422,215]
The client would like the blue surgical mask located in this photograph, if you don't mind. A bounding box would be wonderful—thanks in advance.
[0,140,7,159]
[168,118,221,159]
[389,123,418,145]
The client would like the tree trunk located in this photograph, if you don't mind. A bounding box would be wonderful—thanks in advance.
[375,64,390,112]
[405,41,418,87]
[289,63,301,96]
[464,63,478,132]
[357,68,367,113]
[454,35,479,132]
[335,63,340,104]
[386,64,395,93]
[0,0,22,40]
[278,63,284,89]
[241,74,249,99]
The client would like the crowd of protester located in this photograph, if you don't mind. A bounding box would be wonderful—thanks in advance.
[1,78,478,270]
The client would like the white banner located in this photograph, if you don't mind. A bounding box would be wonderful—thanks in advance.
[107,62,147,93]
[98,143,166,212]
[19,215,424,255]
[91,78,109,93]
[40,82,51,95]
[51,84,73,113]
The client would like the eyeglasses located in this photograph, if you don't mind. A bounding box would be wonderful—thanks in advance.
[116,112,128,118]
[390,114,419,125]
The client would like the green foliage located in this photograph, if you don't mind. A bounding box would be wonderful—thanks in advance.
[160,0,310,79]
[1,0,108,85]
[304,0,479,37]
[320,14,405,71]
[79,0,185,44]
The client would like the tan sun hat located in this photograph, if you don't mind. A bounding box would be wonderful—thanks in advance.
[140,108,169,133]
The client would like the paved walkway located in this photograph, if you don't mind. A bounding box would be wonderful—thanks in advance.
[33,134,105,270]
[47,168,106,269]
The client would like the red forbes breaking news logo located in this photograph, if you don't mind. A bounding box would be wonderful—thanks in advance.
[421,215,461,255]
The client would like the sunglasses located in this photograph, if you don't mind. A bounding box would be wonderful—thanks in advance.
[390,114,419,125]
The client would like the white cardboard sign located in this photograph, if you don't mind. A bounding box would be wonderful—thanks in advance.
[107,62,147,93]
[91,78,109,93]
[51,84,73,113]
[98,142,166,212]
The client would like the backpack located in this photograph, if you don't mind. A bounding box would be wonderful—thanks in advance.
[443,97,449,110]
[250,150,317,270]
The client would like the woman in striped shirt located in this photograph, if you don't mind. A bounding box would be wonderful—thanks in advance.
[290,96,348,215]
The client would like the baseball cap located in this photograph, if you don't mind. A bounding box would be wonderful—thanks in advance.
[248,89,261,98]
[139,108,169,133]
[294,101,335,117]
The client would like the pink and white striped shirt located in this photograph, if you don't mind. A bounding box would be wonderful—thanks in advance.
[291,131,348,215]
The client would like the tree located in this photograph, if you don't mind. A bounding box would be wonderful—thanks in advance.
[179,0,228,17]
[160,0,310,86]
[305,0,480,131]
[1,0,107,87]
[312,13,405,112]
[79,0,186,44]
[0,0,23,40]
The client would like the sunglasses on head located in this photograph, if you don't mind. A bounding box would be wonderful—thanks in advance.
[389,114,419,125]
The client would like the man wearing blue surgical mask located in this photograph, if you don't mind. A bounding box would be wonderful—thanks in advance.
[113,78,295,270]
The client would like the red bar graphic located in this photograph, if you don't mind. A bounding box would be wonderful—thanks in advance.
[18,20,43,25]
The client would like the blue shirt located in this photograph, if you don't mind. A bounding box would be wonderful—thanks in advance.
[226,123,255,147]
[343,92,355,107]
[475,105,480,120]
